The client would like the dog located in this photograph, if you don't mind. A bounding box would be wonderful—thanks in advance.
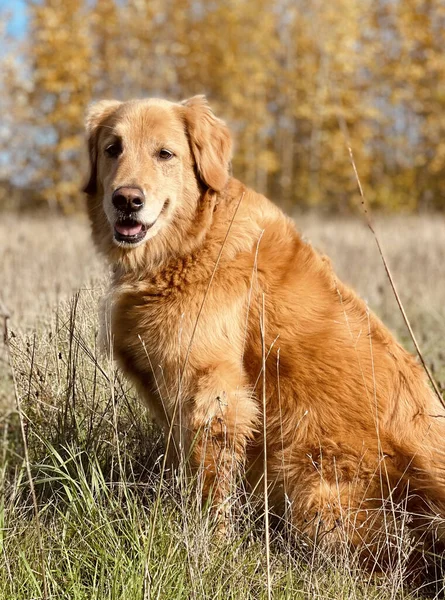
[84,95,445,559]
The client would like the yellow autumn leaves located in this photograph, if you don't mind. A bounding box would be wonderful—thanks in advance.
[2,0,445,213]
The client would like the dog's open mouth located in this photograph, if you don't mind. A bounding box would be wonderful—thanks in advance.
[114,219,148,244]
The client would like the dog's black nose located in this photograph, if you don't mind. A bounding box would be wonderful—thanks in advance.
[112,187,145,212]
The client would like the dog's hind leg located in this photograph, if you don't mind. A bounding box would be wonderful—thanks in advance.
[281,441,403,565]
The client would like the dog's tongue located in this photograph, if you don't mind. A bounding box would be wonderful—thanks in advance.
[115,222,143,236]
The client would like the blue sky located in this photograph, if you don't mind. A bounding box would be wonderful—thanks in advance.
[1,0,28,38]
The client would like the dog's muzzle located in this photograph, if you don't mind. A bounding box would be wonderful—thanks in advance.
[112,186,149,244]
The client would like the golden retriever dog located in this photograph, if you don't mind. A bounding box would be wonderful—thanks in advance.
[83,95,445,560]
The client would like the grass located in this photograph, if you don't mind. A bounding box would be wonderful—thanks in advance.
[1,212,445,599]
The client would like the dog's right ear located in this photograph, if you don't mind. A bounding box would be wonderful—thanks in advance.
[83,100,121,196]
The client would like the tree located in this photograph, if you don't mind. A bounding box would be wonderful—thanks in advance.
[4,0,444,212]
[27,0,93,212]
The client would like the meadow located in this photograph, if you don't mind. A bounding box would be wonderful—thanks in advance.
[0,212,444,599]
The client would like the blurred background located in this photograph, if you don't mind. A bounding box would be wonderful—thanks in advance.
[0,0,444,398]
[1,0,445,214]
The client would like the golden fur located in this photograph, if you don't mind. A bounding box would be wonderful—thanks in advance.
[84,96,445,556]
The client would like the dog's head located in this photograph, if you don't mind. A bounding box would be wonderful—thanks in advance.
[83,96,232,257]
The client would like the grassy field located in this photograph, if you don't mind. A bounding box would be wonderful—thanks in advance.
[1,212,444,599]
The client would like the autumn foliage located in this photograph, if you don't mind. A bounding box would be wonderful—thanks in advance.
[1,0,445,213]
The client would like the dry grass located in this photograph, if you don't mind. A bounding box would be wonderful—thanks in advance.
[2,212,444,331]
[2,212,443,402]
[1,211,444,599]
[0,214,104,412]
[0,213,104,330]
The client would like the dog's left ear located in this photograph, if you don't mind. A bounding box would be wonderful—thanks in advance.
[83,100,121,196]
[181,96,232,192]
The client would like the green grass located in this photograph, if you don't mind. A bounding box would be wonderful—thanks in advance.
[1,214,445,599]
[1,293,377,600]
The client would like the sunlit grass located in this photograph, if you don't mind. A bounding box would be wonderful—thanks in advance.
[1,214,444,599]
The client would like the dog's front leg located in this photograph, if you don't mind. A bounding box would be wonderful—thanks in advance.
[185,362,259,528]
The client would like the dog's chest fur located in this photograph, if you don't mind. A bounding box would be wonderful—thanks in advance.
[107,250,252,425]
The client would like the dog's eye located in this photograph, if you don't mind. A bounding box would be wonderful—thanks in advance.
[158,149,174,160]
[105,142,122,158]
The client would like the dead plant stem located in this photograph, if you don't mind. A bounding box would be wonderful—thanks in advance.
[338,115,445,410]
